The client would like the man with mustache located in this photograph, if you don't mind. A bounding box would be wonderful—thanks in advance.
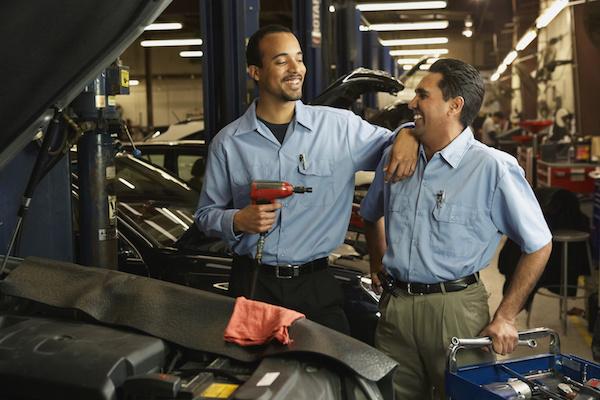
[195,24,418,333]
[361,58,552,398]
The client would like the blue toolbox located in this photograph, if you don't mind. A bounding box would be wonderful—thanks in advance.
[446,328,600,399]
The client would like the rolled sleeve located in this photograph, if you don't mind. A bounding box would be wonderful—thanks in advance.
[491,163,552,253]
[346,113,393,172]
[360,152,388,223]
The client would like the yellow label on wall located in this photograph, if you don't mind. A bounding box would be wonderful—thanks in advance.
[200,383,238,398]
[121,69,130,88]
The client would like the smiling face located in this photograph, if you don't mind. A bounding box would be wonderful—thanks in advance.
[409,72,453,140]
[249,32,306,103]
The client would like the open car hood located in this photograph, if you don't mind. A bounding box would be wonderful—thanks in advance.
[310,67,404,109]
[1,257,397,382]
[0,0,171,169]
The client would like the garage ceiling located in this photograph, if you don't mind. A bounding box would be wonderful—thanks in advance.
[136,0,542,72]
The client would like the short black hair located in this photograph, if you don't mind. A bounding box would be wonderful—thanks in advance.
[246,24,293,67]
[429,58,484,129]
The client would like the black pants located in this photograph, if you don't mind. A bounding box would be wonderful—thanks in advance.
[229,255,350,335]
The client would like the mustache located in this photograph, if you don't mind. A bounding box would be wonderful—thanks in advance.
[283,74,303,81]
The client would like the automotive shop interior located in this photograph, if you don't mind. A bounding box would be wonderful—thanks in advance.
[1,0,600,399]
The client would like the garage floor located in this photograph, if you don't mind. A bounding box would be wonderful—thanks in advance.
[482,237,593,361]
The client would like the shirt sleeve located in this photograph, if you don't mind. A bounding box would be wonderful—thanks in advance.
[194,140,241,246]
[490,162,552,254]
[359,150,388,223]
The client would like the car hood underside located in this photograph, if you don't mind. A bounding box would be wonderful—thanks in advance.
[0,257,396,382]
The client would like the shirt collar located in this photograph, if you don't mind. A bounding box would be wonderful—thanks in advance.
[293,100,314,131]
[438,126,474,168]
[234,99,313,136]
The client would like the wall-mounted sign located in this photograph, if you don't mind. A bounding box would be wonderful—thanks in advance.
[312,0,321,47]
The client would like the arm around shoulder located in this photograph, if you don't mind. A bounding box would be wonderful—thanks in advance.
[385,123,418,182]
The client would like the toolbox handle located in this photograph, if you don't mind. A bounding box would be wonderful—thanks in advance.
[447,327,560,373]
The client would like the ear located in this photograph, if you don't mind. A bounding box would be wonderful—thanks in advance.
[248,65,260,82]
[448,96,465,117]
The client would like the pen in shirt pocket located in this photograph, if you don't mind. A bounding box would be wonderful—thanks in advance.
[299,153,307,169]
[435,190,446,208]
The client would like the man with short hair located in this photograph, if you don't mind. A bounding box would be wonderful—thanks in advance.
[481,111,507,146]
[196,24,417,334]
[361,58,552,398]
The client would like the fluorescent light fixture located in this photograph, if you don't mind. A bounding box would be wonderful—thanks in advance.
[360,21,449,31]
[180,51,204,57]
[144,23,182,31]
[536,0,568,29]
[390,48,448,56]
[419,64,431,70]
[396,58,422,64]
[403,65,413,70]
[129,79,140,86]
[497,64,507,74]
[357,1,446,11]
[462,28,473,38]
[502,50,518,66]
[490,72,500,82]
[515,30,537,51]
[380,37,448,46]
[329,5,335,12]
[140,39,203,47]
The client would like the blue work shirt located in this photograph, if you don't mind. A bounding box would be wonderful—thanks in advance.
[360,127,552,284]
[195,99,409,265]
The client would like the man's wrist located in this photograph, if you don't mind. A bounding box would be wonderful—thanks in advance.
[492,312,516,325]
[398,121,415,130]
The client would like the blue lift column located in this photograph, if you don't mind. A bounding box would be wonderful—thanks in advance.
[293,0,327,102]
[200,0,259,141]
[362,30,380,109]
[334,2,362,78]
[379,44,393,76]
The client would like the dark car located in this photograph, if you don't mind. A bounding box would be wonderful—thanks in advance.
[0,2,397,399]
[122,140,208,191]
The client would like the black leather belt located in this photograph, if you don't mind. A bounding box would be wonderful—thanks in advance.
[380,272,479,295]
[258,257,328,279]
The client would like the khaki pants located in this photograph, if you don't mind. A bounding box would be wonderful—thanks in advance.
[375,281,494,399]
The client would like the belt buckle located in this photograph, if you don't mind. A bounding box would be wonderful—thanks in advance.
[275,264,297,279]
[406,282,424,296]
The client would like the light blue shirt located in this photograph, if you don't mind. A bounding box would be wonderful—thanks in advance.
[195,100,410,265]
[360,127,552,284]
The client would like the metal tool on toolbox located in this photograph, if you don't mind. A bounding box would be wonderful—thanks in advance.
[446,328,600,400]
[248,180,312,298]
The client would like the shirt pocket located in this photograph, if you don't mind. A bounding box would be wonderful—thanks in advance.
[430,203,489,258]
[387,192,410,244]
[297,159,335,206]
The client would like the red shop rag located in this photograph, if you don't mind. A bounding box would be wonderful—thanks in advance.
[224,296,305,346]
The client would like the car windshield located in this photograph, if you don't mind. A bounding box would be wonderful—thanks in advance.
[115,153,199,206]
[119,201,196,247]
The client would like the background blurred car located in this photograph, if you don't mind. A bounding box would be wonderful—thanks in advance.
[146,118,205,142]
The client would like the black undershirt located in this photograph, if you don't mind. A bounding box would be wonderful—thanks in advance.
[257,116,289,145]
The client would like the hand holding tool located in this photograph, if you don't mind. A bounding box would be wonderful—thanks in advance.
[250,180,312,264]
[248,180,311,299]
